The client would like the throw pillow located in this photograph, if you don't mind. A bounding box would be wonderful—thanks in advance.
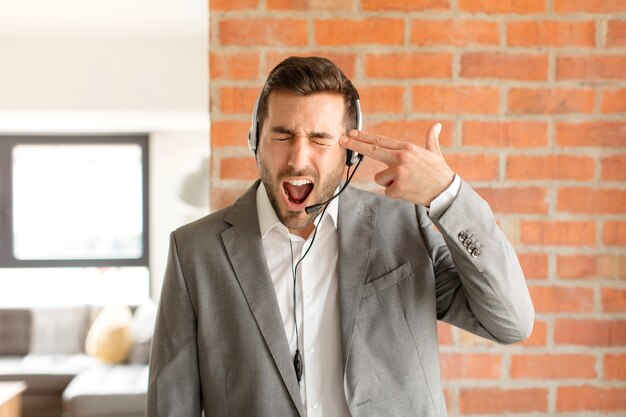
[85,305,132,364]
[128,300,158,364]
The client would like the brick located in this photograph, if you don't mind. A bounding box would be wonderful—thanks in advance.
[602,154,626,181]
[475,187,548,214]
[315,19,404,46]
[211,120,251,147]
[210,187,247,211]
[511,354,596,379]
[557,55,626,81]
[365,53,452,79]
[507,20,595,47]
[521,221,595,246]
[520,320,547,347]
[412,86,499,115]
[598,256,626,280]
[605,354,626,380]
[219,18,307,46]
[440,353,501,379]
[218,87,259,114]
[556,121,626,147]
[358,86,405,113]
[219,156,258,180]
[460,388,548,414]
[604,221,626,246]
[518,253,548,279]
[529,286,594,313]
[459,0,545,14]
[437,321,453,345]
[557,386,626,412]
[457,328,498,347]
[267,0,353,11]
[555,0,626,13]
[462,121,548,148]
[601,89,626,113]
[411,19,499,46]
[508,88,594,114]
[362,0,449,11]
[365,120,454,148]
[210,52,259,80]
[211,0,257,10]
[266,52,356,79]
[557,187,626,214]
[506,155,595,181]
[603,288,626,313]
[557,254,626,280]
[461,52,548,81]
[555,319,626,346]
[607,20,626,47]
[445,154,499,181]
[557,255,598,279]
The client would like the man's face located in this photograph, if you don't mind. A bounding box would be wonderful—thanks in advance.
[257,91,347,238]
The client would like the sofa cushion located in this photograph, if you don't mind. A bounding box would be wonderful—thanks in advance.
[0,354,96,393]
[62,365,148,417]
[0,308,31,355]
[30,307,91,355]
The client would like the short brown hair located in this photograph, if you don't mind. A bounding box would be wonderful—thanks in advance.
[256,56,359,135]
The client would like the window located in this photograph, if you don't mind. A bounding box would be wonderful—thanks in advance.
[0,135,149,305]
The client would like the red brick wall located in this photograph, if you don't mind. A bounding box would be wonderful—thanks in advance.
[209,0,626,415]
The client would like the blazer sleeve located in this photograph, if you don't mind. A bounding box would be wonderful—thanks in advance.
[419,180,535,344]
[147,232,203,416]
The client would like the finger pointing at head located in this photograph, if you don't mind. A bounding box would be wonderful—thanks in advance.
[340,131,398,165]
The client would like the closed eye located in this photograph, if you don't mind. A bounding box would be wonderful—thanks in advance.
[309,132,334,146]
[310,136,334,146]
[271,134,292,141]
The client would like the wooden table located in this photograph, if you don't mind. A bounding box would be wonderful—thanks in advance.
[0,382,27,417]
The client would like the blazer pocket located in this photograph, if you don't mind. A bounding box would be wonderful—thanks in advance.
[362,262,413,299]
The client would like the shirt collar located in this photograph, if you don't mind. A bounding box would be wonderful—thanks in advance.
[256,182,339,239]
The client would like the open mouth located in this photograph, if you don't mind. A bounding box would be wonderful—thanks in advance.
[283,179,314,206]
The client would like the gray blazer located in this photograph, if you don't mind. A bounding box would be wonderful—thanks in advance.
[147,180,534,417]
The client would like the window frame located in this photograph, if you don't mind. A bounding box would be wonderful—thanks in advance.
[0,134,149,268]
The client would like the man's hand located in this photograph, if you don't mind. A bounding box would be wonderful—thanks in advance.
[340,123,455,207]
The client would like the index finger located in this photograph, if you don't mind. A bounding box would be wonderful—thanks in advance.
[340,132,397,165]
[346,130,405,150]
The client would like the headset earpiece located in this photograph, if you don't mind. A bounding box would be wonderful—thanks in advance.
[248,96,261,153]
[346,98,363,167]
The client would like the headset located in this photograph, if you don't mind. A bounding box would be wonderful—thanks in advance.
[247,93,363,167]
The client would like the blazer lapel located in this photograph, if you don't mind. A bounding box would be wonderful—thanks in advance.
[337,187,377,370]
[221,182,304,417]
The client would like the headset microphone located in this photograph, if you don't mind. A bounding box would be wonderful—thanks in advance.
[304,155,363,214]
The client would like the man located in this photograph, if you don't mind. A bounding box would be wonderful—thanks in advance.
[147,56,534,417]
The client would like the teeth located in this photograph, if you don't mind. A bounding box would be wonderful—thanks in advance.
[286,179,312,186]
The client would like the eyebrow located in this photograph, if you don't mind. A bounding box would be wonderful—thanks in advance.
[270,126,334,139]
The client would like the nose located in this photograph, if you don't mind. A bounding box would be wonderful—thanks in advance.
[287,136,311,170]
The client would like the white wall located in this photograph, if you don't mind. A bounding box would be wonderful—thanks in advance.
[0,1,209,302]
[0,37,206,113]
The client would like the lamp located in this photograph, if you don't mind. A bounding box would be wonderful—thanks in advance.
[178,156,209,207]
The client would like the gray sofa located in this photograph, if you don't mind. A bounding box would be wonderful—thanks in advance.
[0,305,154,417]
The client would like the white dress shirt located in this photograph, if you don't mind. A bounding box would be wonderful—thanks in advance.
[256,175,460,417]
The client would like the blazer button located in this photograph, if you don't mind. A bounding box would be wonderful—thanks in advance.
[468,243,476,252]
[464,239,472,247]
[458,231,468,242]
[471,249,481,258]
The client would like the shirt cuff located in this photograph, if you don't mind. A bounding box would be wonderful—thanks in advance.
[428,174,461,218]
